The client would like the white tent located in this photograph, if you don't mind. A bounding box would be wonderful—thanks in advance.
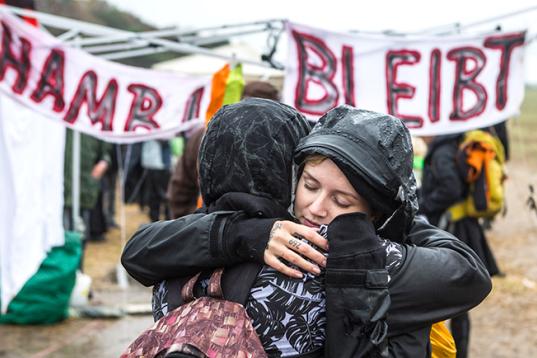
[153,41,284,89]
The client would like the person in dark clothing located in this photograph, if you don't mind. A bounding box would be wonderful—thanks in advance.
[64,129,111,266]
[167,126,205,219]
[242,80,280,101]
[492,120,510,162]
[141,140,172,222]
[102,144,119,229]
[122,105,491,357]
[419,133,501,358]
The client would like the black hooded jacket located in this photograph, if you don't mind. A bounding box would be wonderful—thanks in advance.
[294,106,418,243]
[122,104,491,357]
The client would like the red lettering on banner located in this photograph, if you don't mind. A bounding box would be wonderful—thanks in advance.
[30,48,65,112]
[124,83,163,131]
[385,50,423,128]
[428,49,442,123]
[341,45,355,107]
[292,30,339,115]
[0,21,31,94]
[484,32,525,110]
[63,70,118,131]
[447,47,487,121]
[182,86,205,122]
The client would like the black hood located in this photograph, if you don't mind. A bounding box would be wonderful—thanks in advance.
[294,105,418,242]
[199,98,311,209]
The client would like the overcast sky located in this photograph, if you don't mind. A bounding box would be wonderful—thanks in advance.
[104,0,537,82]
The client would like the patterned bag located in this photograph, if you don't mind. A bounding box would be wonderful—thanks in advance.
[121,268,267,358]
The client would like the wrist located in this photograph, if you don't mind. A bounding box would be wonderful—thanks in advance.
[225,215,278,263]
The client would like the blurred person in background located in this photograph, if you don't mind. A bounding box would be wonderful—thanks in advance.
[419,133,500,358]
[63,130,110,268]
[141,139,172,222]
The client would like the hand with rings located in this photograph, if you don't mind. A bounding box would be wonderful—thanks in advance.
[263,220,328,278]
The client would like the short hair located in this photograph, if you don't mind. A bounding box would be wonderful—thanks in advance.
[242,81,280,101]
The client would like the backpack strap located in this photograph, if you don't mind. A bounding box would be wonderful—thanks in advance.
[221,262,263,305]
[207,268,224,298]
[181,272,202,303]
[180,268,225,303]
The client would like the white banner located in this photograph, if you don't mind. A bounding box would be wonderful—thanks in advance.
[283,22,527,136]
[0,12,213,143]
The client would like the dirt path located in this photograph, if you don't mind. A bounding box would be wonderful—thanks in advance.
[470,161,537,357]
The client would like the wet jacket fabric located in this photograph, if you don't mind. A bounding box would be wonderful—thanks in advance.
[294,106,418,244]
[323,213,390,357]
[419,135,500,276]
[198,98,310,209]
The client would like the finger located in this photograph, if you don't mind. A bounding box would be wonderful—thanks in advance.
[286,235,327,268]
[280,248,321,276]
[299,228,329,251]
[264,253,303,278]
[286,222,329,251]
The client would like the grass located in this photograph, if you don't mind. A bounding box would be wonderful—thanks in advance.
[509,86,537,165]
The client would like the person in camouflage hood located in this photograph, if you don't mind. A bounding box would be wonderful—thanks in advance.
[199,97,310,210]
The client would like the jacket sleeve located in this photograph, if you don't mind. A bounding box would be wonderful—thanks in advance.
[121,211,277,287]
[387,216,492,335]
[325,213,390,357]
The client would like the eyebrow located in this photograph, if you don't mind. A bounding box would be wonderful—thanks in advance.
[303,169,360,201]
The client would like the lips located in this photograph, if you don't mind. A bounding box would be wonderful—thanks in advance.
[303,218,320,228]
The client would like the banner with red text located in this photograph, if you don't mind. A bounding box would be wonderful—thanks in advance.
[0,12,212,143]
[283,22,526,136]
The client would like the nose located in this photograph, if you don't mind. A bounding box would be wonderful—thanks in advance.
[308,193,328,219]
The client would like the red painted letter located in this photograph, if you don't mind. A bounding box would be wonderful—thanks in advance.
[484,32,525,110]
[63,71,118,131]
[447,47,487,121]
[182,86,205,123]
[0,21,31,94]
[124,84,163,131]
[386,50,423,128]
[428,49,442,123]
[341,45,355,106]
[292,30,339,115]
[30,48,66,112]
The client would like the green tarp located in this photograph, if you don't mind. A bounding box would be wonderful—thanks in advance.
[0,231,81,324]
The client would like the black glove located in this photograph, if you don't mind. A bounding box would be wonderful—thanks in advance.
[325,212,390,358]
